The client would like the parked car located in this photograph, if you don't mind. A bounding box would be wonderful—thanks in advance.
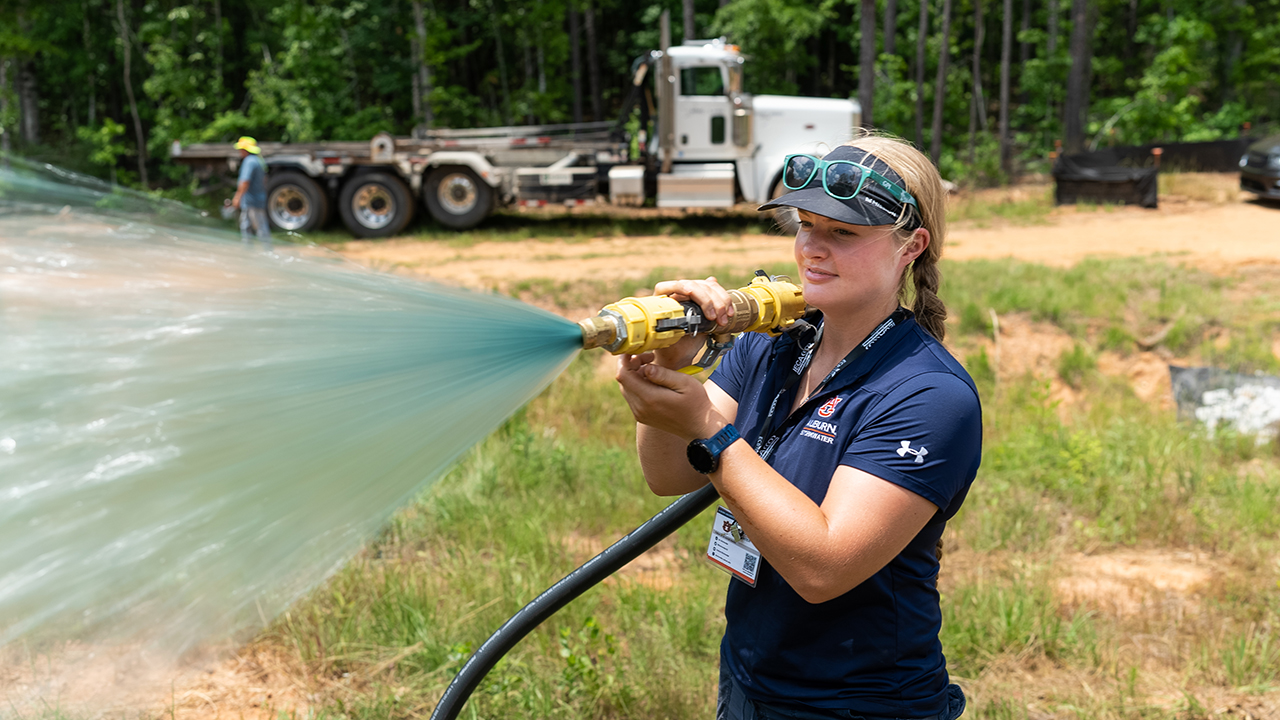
[1240,135,1280,200]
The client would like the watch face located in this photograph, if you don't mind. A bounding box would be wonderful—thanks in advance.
[687,440,717,474]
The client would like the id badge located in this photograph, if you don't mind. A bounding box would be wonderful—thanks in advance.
[706,506,762,587]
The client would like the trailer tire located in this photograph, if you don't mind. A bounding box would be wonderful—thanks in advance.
[266,171,330,232]
[338,172,416,238]
[767,175,800,236]
[424,166,492,230]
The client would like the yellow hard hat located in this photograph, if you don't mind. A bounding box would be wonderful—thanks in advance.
[234,136,261,154]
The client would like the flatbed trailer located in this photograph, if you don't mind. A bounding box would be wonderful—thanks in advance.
[173,121,626,236]
[172,14,860,238]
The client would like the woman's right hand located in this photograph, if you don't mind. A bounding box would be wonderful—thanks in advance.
[649,276,734,370]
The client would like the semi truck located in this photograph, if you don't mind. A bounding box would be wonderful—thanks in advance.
[171,13,860,238]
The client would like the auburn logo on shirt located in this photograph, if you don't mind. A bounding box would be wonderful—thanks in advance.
[817,396,844,418]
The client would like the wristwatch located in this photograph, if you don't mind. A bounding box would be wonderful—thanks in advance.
[687,424,741,474]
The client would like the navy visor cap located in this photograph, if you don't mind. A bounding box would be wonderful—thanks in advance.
[759,145,921,230]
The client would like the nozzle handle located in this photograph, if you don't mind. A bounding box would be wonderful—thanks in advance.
[654,301,718,335]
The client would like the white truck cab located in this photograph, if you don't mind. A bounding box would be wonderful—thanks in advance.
[656,38,860,207]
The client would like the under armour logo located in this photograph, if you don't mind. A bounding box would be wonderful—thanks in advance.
[897,440,928,464]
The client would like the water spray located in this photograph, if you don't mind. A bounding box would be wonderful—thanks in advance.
[0,157,810,716]
[0,160,584,709]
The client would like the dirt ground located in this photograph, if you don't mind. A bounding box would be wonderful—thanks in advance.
[335,187,1280,291]
[8,178,1280,719]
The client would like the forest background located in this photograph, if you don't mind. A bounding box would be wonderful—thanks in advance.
[0,0,1277,193]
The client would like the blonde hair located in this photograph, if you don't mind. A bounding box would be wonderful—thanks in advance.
[840,131,949,341]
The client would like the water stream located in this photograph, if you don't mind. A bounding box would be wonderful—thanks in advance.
[0,161,582,658]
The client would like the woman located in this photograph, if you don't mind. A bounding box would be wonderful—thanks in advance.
[615,134,981,720]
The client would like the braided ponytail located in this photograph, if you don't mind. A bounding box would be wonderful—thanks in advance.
[841,131,950,342]
[910,246,947,341]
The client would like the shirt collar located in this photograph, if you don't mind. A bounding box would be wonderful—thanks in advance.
[773,309,916,397]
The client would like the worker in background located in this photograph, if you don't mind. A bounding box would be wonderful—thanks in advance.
[231,136,272,251]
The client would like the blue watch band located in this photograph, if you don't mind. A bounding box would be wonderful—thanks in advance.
[687,424,741,474]
[705,423,741,456]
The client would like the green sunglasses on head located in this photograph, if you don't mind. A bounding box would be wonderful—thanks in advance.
[782,153,919,210]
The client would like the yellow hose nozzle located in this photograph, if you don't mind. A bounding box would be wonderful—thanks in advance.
[577,273,807,360]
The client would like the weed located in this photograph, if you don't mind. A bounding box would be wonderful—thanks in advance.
[1198,323,1280,374]
[942,257,1225,343]
[958,301,993,336]
[964,347,997,399]
[1209,623,1280,690]
[941,564,1098,674]
[947,187,1054,227]
[1177,692,1212,719]
[1158,172,1242,204]
[557,616,619,701]
[1100,324,1135,353]
[1057,343,1097,388]
[971,698,1029,719]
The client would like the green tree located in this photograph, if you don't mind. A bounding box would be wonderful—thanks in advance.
[75,116,132,184]
[711,0,827,95]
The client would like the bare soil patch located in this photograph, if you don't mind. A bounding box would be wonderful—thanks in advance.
[946,201,1280,272]
[0,642,309,720]
[962,313,1181,413]
[561,532,684,591]
[1055,550,1217,616]
[159,645,313,720]
[335,188,1280,291]
[337,232,797,290]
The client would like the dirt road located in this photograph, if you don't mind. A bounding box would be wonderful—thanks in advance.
[946,201,1280,270]
[335,195,1280,290]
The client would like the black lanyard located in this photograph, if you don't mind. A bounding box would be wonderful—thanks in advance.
[753,308,910,462]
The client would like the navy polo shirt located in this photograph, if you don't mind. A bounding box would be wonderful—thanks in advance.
[708,312,981,718]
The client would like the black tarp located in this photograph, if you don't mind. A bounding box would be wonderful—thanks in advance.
[1053,153,1159,208]
[1065,137,1259,172]
[1102,137,1258,173]
[1052,137,1261,209]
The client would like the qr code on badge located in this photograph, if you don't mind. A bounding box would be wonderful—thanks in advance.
[742,553,757,575]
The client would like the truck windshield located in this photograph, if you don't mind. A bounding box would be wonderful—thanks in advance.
[679,66,725,96]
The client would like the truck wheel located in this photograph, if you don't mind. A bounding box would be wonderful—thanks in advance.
[768,176,800,236]
[267,171,330,232]
[424,166,492,230]
[338,172,416,238]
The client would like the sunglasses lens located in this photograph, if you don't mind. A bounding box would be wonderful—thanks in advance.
[784,156,817,189]
[825,163,862,199]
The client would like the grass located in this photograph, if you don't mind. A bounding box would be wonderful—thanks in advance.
[1158,172,1243,205]
[305,209,783,249]
[941,256,1267,361]
[1057,343,1097,388]
[20,255,1275,719]
[944,172,1240,224]
[946,185,1055,227]
[204,253,1280,720]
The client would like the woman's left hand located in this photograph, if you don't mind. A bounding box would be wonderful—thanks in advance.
[616,353,728,441]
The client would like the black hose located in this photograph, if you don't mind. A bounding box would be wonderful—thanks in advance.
[429,483,720,720]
